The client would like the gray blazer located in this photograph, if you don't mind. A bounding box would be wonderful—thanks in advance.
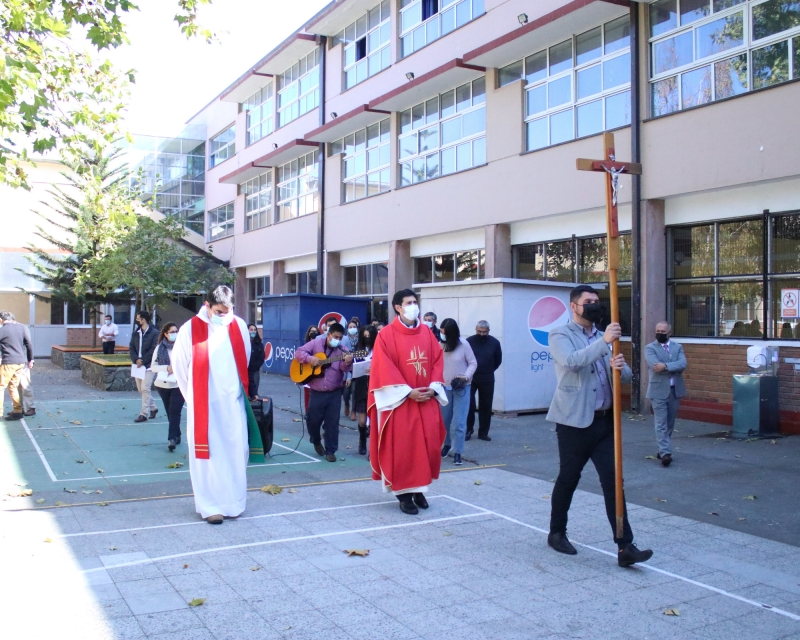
[645,340,687,400]
[546,322,632,428]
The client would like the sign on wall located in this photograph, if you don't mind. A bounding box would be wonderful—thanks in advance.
[781,289,799,318]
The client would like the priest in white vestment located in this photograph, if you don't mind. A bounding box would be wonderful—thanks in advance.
[173,286,251,524]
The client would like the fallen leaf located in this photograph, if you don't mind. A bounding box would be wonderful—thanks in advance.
[345,446,352,449]
[292,418,301,422]
[97,469,104,473]
[743,495,757,500]
[121,479,127,482]
[281,438,291,442]
[64,488,77,494]
[188,598,206,607]
[109,546,117,551]
[183,564,189,569]
[20,489,33,496]
[443,532,452,537]
[339,457,346,461]
[95,490,103,494]
[251,566,260,571]
[709,512,719,516]
[738,517,746,521]
[98,502,109,507]
[655,498,667,503]
[344,549,370,557]
[166,462,184,469]
[663,608,680,616]
[288,488,297,494]
[55,501,65,506]
[474,480,482,485]
[44,538,52,543]
[35,499,45,504]
[644,455,657,460]
[70,421,82,425]
[261,484,283,495]
[542,495,551,500]
[76,460,85,464]
[770,439,777,445]
[735,455,742,458]
[82,490,93,495]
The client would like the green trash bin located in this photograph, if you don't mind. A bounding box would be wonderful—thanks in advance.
[732,374,779,437]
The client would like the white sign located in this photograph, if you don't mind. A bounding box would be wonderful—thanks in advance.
[781,289,799,318]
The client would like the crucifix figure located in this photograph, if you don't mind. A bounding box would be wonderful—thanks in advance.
[576,132,642,539]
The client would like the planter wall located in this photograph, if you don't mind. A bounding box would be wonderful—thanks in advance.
[52,345,127,370]
[80,356,137,391]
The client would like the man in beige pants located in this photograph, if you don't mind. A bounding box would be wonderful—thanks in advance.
[0,311,33,420]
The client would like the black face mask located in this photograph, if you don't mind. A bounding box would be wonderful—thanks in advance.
[655,333,669,344]
[579,303,605,325]
[476,334,488,342]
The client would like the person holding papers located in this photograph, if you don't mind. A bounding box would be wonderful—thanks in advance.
[351,324,377,455]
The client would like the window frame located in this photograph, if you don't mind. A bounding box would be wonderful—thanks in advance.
[277,49,320,128]
[334,0,392,90]
[399,0,485,59]
[241,171,273,231]
[209,124,236,168]
[247,276,271,324]
[207,202,235,242]
[413,250,485,284]
[243,84,275,146]
[287,270,318,294]
[276,151,320,223]
[329,118,391,203]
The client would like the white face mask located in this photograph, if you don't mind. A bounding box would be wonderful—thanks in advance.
[401,303,420,322]
[105,319,111,325]
[423,320,433,328]
[348,327,358,336]
[210,310,232,326]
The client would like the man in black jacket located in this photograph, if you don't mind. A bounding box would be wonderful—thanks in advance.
[129,310,159,423]
[0,311,34,420]
[466,320,502,441]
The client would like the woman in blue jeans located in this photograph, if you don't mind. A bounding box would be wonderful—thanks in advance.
[439,318,477,465]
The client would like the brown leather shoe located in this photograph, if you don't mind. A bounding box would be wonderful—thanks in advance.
[149,408,158,420]
[134,414,147,423]
[206,514,224,524]
[24,409,36,417]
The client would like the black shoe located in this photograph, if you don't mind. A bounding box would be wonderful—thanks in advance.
[465,431,472,441]
[358,427,367,455]
[453,453,463,466]
[398,495,419,515]
[23,409,36,417]
[176,436,181,445]
[478,435,492,441]
[413,493,429,509]
[325,453,337,462]
[168,439,176,452]
[134,415,147,423]
[618,543,653,568]
[441,444,451,458]
[149,408,158,420]
[548,532,577,555]
[4,412,23,421]
[314,443,325,456]
[660,453,672,467]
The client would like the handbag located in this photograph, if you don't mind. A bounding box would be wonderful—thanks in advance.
[451,375,466,391]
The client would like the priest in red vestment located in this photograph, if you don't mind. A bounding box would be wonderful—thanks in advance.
[368,289,448,515]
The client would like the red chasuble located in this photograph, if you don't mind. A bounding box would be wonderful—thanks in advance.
[368,318,446,493]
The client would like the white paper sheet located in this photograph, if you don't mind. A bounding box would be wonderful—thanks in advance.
[352,359,372,378]
[131,364,146,380]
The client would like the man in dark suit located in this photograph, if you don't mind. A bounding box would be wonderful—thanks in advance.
[645,321,687,467]
[466,320,502,441]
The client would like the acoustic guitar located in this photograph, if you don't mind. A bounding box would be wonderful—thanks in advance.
[290,350,368,384]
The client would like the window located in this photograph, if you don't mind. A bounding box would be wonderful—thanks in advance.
[499,16,631,151]
[650,0,800,117]
[277,49,320,127]
[208,202,234,241]
[398,77,486,186]
[248,276,270,324]
[513,233,632,333]
[343,263,389,295]
[243,85,274,146]
[414,251,485,283]
[333,1,391,89]
[242,172,272,231]
[277,151,319,222]
[209,125,235,168]
[400,0,484,58]
[288,271,318,294]
[330,119,391,202]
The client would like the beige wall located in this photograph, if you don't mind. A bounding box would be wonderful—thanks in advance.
[0,292,31,324]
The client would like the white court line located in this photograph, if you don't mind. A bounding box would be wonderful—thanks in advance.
[441,494,800,623]
[20,419,57,482]
[35,422,169,430]
[81,511,490,573]
[38,399,133,404]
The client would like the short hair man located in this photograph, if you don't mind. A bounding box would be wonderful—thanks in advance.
[546,284,653,568]
[645,322,687,467]
[0,311,34,420]
[423,312,441,341]
[367,289,447,514]
[294,321,353,462]
[99,314,119,355]
[466,320,502,441]
[172,285,256,524]
[129,310,158,423]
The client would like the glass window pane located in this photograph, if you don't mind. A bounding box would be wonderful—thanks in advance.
[605,16,630,55]
[515,244,544,280]
[771,278,800,339]
[412,103,425,129]
[426,153,440,180]
[714,54,748,98]
[671,225,715,278]
[344,266,357,295]
[456,83,471,111]
[441,6,456,34]
[399,133,417,158]
[714,0,745,8]
[413,25,425,51]
[549,40,573,75]
[441,146,456,175]
[462,107,485,136]
[441,116,462,144]
[697,12,743,60]
[576,27,602,65]
[550,110,574,145]
[525,51,547,84]
[367,148,380,171]
[472,0,484,17]
[472,77,486,105]
[577,100,603,138]
[652,76,679,116]
[772,214,800,273]
[526,118,548,151]
[367,123,380,148]
[419,125,439,152]
[472,136,486,165]
[548,75,572,108]
[441,89,455,117]
[425,97,439,123]
[380,168,390,191]
[603,52,630,89]
[400,162,412,186]
[605,90,631,129]
[379,143,390,167]
[402,2,421,31]
[401,34,413,57]
[369,5,381,29]
[671,282,715,337]
[434,254,456,281]
[680,0,710,26]
[526,85,547,117]
[579,236,607,282]
[412,157,425,183]
[753,0,800,40]
[795,36,800,78]
[718,219,763,276]
[456,0,471,27]
[681,65,712,108]
[416,257,433,283]
[546,240,574,282]
[752,41,790,89]
[400,109,412,134]
[426,17,439,43]
[372,263,389,294]
[355,128,366,151]
[653,31,694,74]
[719,282,764,337]
[577,64,602,99]
[498,59,523,86]
[356,265,369,295]
[456,141,472,170]
[650,0,677,37]
[456,251,479,281]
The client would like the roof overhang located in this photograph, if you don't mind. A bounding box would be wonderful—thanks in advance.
[304,105,391,143]
[368,59,486,112]
[219,140,320,185]
[220,71,274,104]
[463,0,630,69]
[305,0,381,37]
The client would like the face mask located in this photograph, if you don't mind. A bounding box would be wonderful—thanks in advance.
[579,302,605,325]
[105,319,111,325]
[656,333,669,344]
[135,321,141,329]
[329,338,341,348]
[250,331,257,338]
[401,303,420,322]
[310,333,319,340]
[423,320,433,328]
[168,333,177,343]
[440,332,447,342]
[348,327,358,336]
[477,334,488,341]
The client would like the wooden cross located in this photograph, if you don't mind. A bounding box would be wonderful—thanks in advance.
[576,131,642,539]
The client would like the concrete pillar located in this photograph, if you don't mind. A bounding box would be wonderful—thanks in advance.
[484,224,512,279]
[639,199,667,407]
[234,267,247,319]
[271,260,288,294]
[387,239,412,321]
[325,251,342,295]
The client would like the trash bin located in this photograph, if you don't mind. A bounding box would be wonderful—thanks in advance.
[732,374,779,436]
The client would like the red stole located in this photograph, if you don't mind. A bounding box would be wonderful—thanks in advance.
[191,316,248,459]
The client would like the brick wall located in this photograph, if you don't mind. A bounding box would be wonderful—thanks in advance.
[66,328,96,345]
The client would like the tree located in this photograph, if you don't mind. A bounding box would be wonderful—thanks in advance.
[0,0,214,189]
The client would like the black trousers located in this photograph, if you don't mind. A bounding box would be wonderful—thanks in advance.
[466,374,495,437]
[102,341,115,355]
[550,411,633,547]
[156,387,185,442]
[248,370,260,399]
[307,388,342,454]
